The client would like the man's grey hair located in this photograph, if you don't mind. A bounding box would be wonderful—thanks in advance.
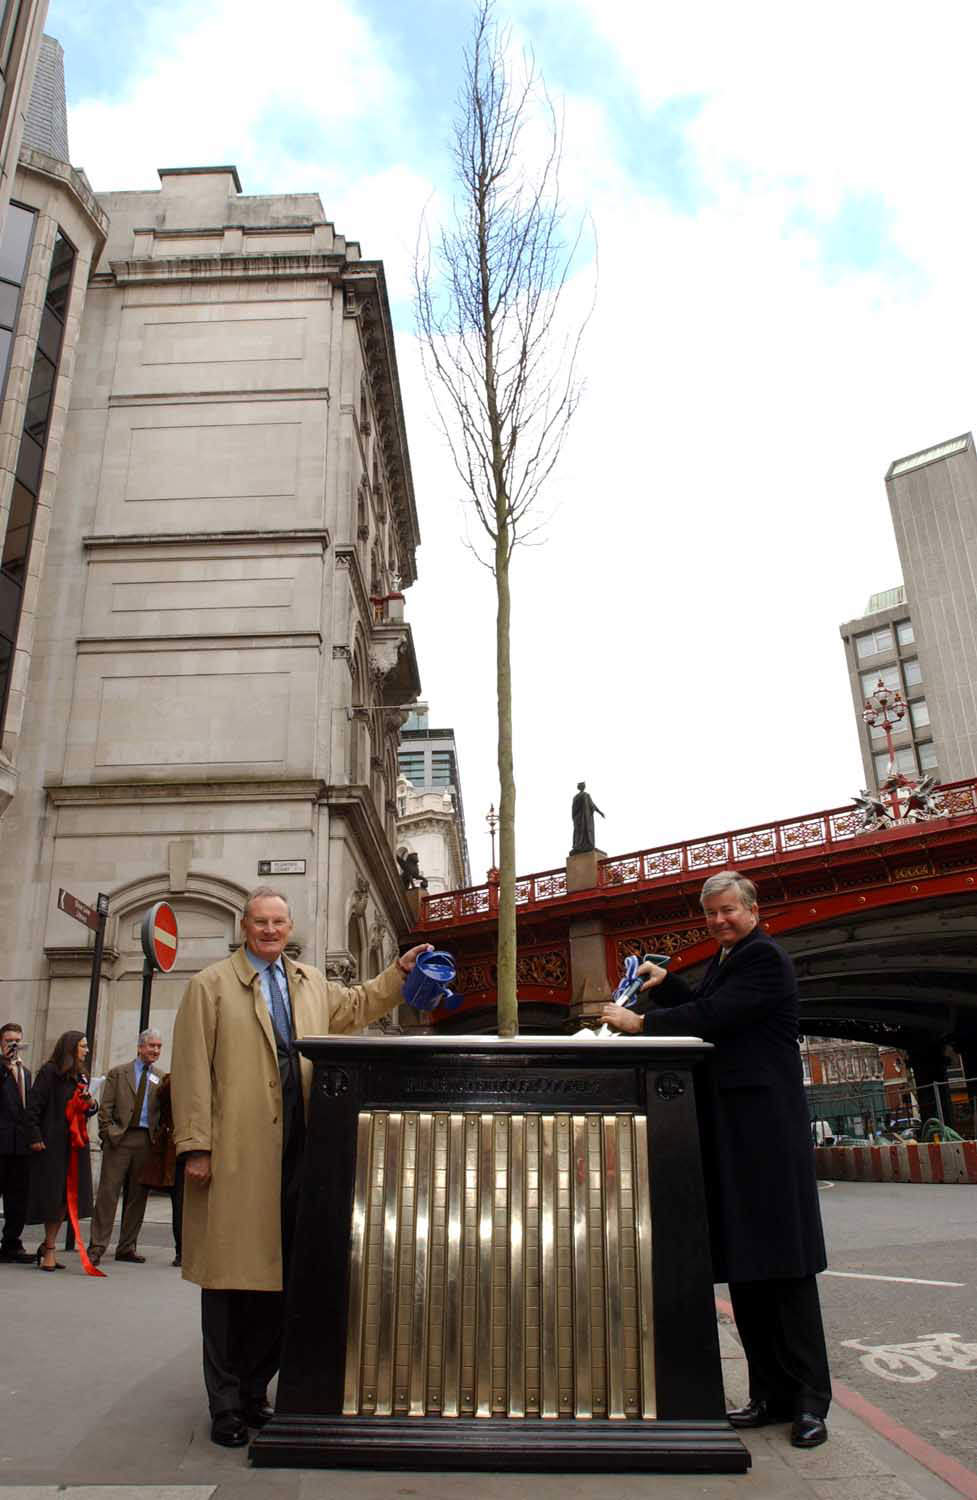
[242,886,292,919]
[699,871,758,908]
[138,1028,162,1045]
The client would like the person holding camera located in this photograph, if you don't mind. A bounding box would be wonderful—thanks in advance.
[0,1022,33,1263]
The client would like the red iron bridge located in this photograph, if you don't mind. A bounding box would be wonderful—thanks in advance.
[410,778,977,1101]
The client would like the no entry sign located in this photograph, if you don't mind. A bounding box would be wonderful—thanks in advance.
[141,901,179,972]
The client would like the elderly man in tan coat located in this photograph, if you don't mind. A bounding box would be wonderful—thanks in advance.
[171,885,430,1448]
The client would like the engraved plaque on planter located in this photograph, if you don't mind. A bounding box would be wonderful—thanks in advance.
[251,1035,749,1474]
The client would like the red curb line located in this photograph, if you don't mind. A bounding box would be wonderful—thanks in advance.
[716,1296,977,1500]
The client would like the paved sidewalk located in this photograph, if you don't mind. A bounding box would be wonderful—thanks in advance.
[0,1202,965,1500]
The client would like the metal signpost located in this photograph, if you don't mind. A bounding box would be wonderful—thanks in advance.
[139,901,179,1034]
[58,888,110,1069]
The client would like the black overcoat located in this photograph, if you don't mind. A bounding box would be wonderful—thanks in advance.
[24,1063,94,1223]
[0,1058,32,1154]
[641,926,826,1283]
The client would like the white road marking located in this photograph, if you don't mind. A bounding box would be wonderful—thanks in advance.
[824,1271,965,1287]
[842,1332,977,1382]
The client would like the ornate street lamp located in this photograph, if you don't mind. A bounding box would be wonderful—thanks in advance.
[862,677,908,820]
[486,801,500,883]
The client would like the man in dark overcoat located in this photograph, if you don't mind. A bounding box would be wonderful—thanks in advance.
[603,870,831,1448]
[0,1022,33,1262]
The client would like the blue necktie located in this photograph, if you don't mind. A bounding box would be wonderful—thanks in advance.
[266,963,291,1044]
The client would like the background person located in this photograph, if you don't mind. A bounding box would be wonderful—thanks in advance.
[141,1070,184,1266]
[171,885,432,1448]
[25,1031,97,1271]
[602,870,831,1449]
[0,1022,33,1263]
[88,1028,162,1266]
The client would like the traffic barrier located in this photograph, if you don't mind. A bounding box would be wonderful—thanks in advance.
[815,1141,976,1182]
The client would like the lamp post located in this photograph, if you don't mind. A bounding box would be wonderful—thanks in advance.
[862,677,908,820]
[486,802,499,882]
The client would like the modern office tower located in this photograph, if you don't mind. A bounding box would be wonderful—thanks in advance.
[0,139,425,1059]
[838,586,935,793]
[839,431,977,794]
[396,701,471,889]
[885,433,977,783]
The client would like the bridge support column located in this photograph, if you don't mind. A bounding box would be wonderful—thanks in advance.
[906,1042,952,1127]
[568,916,611,1027]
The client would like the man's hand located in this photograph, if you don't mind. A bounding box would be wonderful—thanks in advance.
[601,1004,643,1034]
[396,943,434,977]
[184,1150,212,1186]
[29,1141,45,1152]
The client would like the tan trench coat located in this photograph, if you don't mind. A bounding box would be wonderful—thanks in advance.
[171,946,403,1292]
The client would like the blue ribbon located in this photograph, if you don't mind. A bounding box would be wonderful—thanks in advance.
[612,954,644,1009]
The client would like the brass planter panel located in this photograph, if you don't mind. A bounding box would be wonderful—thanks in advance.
[343,1111,655,1421]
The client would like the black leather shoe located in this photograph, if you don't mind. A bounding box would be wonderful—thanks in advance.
[243,1402,274,1427]
[727,1398,784,1428]
[0,1247,34,1263]
[791,1412,828,1447]
[210,1412,249,1447]
[114,1250,146,1263]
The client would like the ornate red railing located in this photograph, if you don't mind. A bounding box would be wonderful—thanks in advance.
[416,780,977,927]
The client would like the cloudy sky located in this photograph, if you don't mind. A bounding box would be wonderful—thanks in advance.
[46,0,977,879]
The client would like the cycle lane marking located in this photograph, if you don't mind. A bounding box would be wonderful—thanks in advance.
[716,1295,977,1500]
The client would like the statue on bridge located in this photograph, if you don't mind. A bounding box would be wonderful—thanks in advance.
[570,781,605,854]
[397,847,428,891]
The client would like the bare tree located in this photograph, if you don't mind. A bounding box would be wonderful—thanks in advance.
[415,0,591,1038]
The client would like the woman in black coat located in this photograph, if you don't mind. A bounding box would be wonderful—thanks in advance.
[25,1030,97,1270]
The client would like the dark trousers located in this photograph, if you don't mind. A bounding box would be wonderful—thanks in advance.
[200,1099,305,1417]
[728,1275,832,1418]
[170,1155,186,1258]
[0,1152,29,1250]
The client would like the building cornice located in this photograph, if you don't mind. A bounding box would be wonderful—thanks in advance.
[45,778,326,808]
[82,529,330,553]
[103,251,348,287]
[17,147,110,247]
[75,631,322,654]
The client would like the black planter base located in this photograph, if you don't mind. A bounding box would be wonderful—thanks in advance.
[250,1414,750,1472]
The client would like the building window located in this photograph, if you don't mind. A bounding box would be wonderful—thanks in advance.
[910,699,930,730]
[896,620,915,646]
[398,751,424,783]
[919,741,938,771]
[855,625,894,658]
[0,201,35,394]
[874,746,917,780]
[903,659,923,689]
[861,664,901,699]
[0,228,75,734]
[431,751,454,787]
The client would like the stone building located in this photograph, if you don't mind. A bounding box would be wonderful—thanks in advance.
[0,138,423,1066]
[839,432,977,795]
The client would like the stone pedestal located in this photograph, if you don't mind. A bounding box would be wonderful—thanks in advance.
[568,916,611,1025]
[251,1034,749,1474]
[566,847,605,893]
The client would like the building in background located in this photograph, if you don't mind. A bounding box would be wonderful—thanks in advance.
[0,46,427,1067]
[0,1,49,234]
[396,701,470,892]
[0,35,107,817]
[838,585,935,793]
[839,431,977,795]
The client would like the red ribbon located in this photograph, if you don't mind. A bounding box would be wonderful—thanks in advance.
[65,1083,106,1278]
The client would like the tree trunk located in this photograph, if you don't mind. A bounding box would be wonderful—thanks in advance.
[495,533,517,1037]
